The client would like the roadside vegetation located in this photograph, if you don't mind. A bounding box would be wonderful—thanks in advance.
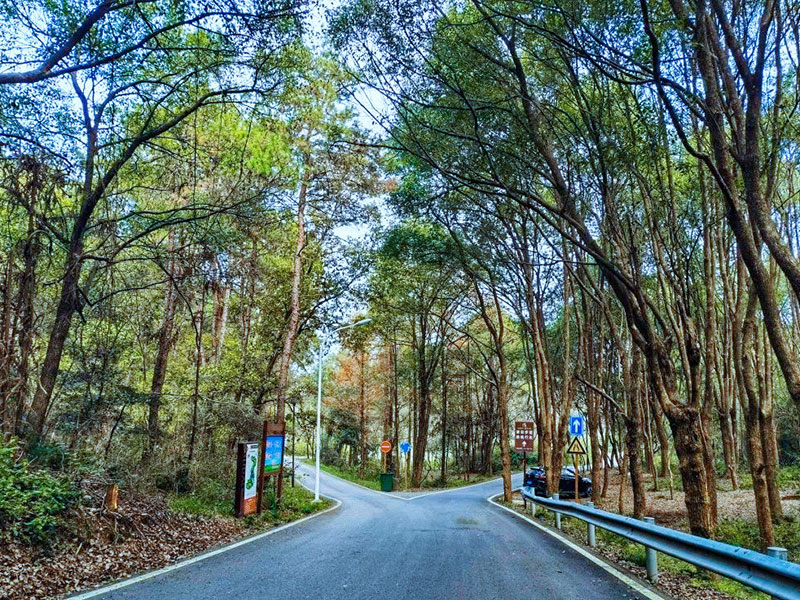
[1,1,800,598]
[319,460,503,492]
[0,439,329,599]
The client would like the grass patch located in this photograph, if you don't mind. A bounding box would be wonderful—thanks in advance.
[167,480,232,517]
[417,472,501,489]
[319,463,381,490]
[320,462,507,491]
[716,516,800,563]
[692,576,769,600]
[168,479,331,526]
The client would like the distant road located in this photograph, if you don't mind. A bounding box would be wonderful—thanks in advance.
[82,464,652,600]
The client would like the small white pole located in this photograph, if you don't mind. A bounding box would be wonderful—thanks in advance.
[553,493,561,529]
[314,342,323,502]
[767,547,788,600]
[644,517,658,582]
[313,319,370,503]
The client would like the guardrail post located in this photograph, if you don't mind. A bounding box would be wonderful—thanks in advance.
[643,517,658,583]
[587,502,596,547]
[766,547,788,600]
[530,495,536,517]
[552,493,561,529]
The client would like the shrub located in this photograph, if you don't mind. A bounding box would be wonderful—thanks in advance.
[168,479,233,517]
[0,440,79,543]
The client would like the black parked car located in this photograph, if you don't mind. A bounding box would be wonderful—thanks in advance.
[525,466,592,498]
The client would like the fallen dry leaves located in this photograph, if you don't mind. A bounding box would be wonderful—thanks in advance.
[0,482,251,600]
[594,470,800,532]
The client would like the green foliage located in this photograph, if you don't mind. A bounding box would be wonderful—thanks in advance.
[168,478,330,523]
[696,577,769,600]
[0,440,79,543]
[256,484,332,522]
[716,517,800,563]
[320,463,382,490]
[26,440,70,471]
[168,479,233,517]
[776,465,800,488]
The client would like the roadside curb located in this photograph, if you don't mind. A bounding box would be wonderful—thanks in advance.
[68,493,342,599]
[487,491,669,600]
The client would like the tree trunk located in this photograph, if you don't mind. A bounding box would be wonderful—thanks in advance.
[276,165,309,423]
[667,407,713,538]
[147,232,179,457]
[27,245,82,438]
[188,282,207,464]
[737,290,774,548]
[13,211,41,437]
[211,282,229,364]
[498,375,513,502]
[626,351,647,519]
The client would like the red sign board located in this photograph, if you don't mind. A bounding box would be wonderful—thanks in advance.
[380,440,392,454]
[514,421,535,452]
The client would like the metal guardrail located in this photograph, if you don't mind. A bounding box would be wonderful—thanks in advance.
[520,486,800,600]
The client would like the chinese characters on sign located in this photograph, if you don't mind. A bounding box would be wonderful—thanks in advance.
[264,434,285,474]
[514,421,535,452]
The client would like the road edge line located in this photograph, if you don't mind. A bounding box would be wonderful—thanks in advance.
[68,494,342,599]
[487,492,665,600]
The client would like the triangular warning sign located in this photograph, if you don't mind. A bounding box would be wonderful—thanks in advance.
[567,436,587,455]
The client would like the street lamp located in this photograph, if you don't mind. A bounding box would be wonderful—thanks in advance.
[314,317,372,501]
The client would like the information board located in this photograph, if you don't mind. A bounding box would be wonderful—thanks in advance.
[235,441,260,517]
[264,434,285,474]
[514,421,535,452]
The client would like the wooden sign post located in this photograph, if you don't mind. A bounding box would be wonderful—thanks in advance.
[257,420,286,513]
[515,421,535,507]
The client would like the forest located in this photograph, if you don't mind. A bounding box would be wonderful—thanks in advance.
[1,0,800,590]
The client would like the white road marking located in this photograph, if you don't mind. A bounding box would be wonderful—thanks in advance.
[68,494,342,599]
[487,493,665,600]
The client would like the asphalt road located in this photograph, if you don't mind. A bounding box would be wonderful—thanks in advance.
[85,464,651,600]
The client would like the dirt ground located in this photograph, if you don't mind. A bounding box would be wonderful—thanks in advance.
[592,469,800,530]
[0,481,251,599]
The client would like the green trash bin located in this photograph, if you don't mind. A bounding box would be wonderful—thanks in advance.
[380,472,394,492]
